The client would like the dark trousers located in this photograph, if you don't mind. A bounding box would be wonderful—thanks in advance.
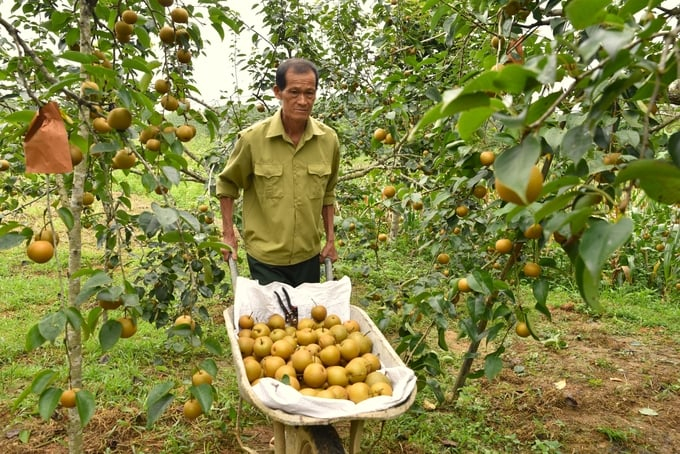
[247,254,321,287]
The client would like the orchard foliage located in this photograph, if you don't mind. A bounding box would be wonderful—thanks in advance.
[0,0,679,445]
[0,0,241,434]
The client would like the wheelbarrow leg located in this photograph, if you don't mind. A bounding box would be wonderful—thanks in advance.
[285,425,345,453]
[348,420,364,454]
[272,421,286,454]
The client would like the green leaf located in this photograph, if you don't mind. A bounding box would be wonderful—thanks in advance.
[146,393,174,428]
[121,56,152,73]
[38,310,67,343]
[565,0,609,30]
[533,186,579,222]
[86,307,103,336]
[199,359,218,378]
[4,110,39,124]
[203,337,224,356]
[18,429,30,443]
[76,389,96,427]
[160,231,194,243]
[589,29,635,59]
[26,324,47,351]
[38,387,62,421]
[57,207,75,230]
[620,0,648,17]
[532,278,552,321]
[204,109,220,141]
[577,218,633,309]
[526,92,562,125]
[412,89,491,136]
[146,382,175,408]
[561,125,591,163]
[30,369,57,394]
[197,240,231,252]
[484,354,503,380]
[467,270,494,296]
[441,92,491,117]
[12,386,32,410]
[614,160,680,205]
[90,141,118,155]
[178,210,201,232]
[493,64,538,94]
[494,136,542,204]
[669,132,680,168]
[588,72,643,119]
[76,271,112,305]
[64,307,86,336]
[0,232,27,250]
[438,328,448,351]
[161,166,181,185]
[151,203,179,227]
[458,107,495,140]
[190,383,214,414]
[58,50,98,64]
[99,319,122,352]
[0,221,27,236]
[575,254,602,311]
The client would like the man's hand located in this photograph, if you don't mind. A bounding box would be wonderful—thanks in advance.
[222,229,238,261]
[220,196,238,261]
[321,204,337,263]
[320,241,338,263]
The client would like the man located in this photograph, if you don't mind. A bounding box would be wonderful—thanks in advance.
[216,58,340,286]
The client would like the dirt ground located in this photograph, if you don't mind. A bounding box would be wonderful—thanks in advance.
[468,304,680,454]
[1,304,678,453]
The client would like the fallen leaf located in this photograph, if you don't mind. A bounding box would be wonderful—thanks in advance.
[554,379,567,390]
[422,399,436,411]
[639,407,658,416]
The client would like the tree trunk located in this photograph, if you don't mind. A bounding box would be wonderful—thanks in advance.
[65,2,95,452]
[451,319,488,398]
[389,209,400,239]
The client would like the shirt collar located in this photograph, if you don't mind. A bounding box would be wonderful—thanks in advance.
[266,109,325,141]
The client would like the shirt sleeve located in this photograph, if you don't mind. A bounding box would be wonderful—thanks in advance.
[216,136,252,199]
[323,131,340,206]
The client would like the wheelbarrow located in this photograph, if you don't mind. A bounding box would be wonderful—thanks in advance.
[223,259,417,453]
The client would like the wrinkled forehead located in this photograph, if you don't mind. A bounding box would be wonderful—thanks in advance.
[282,71,317,92]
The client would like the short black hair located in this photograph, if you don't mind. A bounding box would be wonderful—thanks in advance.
[275,58,319,90]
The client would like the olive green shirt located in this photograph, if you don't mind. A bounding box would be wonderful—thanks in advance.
[216,109,340,266]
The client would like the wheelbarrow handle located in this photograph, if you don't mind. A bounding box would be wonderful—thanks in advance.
[228,257,239,287]
[324,257,333,282]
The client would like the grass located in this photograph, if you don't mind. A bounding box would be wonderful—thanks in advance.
[2,244,679,453]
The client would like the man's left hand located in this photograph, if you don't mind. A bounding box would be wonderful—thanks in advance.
[320,242,338,263]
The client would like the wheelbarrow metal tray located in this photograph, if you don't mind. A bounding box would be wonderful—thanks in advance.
[224,304,416,426]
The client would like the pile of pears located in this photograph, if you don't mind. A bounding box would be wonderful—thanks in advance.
[236,305,394,404]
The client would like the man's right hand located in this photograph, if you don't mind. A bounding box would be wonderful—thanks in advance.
[222,230,238,261]
[219,196,238,261]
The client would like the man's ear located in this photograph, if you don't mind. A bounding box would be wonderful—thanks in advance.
[273,85,282,99]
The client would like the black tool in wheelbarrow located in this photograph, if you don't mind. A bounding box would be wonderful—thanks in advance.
[274,287,298,327]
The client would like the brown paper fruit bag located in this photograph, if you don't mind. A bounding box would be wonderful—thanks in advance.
[23,101,73,174]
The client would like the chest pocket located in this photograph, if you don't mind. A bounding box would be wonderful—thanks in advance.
[254,163,284,199]
[307,163,331,199]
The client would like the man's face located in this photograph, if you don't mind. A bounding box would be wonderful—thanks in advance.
[274,70,317,124]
